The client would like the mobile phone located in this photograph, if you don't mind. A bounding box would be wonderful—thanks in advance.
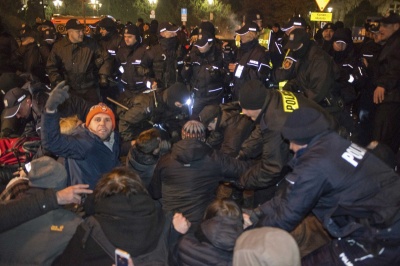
[115,248,130,266]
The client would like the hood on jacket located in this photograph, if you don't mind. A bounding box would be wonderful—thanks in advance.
[171,139,212,164]
[200,215,243,251]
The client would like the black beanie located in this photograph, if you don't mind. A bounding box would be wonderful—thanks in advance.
[282,107,330,145]
[164,82,190,109]
[239,80,268,110]
[98,17,116,32]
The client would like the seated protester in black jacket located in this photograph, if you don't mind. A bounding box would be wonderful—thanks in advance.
[199,102,253,157]
[126,127,171,188]
[149,120,250,228]
[54,167,169,266]
[0,183,91,234]
[0,156,91,265]
[175,198,244,266]
[245,108,400,265]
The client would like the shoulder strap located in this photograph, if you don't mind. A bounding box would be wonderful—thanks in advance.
[81,216,115,260]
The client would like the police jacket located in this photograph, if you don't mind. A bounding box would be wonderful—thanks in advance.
[178,215,243,266]
[181,44,225,98]
[232,39,271,99]
[141,37,183,89]
[269,30,284,55]
[149,139,249,226]
[375,29,400,103]
[41,112,120,189]
[98,31,124,76]
[283,42,341,111]
[11,42,45,82]
[46,36,112,92]
[258,131,400,243]
[116,42,148,91]
[240,90,336,189]
[207,102,253,157]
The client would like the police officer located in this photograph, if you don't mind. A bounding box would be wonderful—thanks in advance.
[141,21,184,90]
[97,17,125,102]
[244,10,271,49]
[46,19,112,104]
[269,23,285,71]
[117,82,190,142]
[116,24,148,94]
[229,22,271,100]
[320,22,337,56]
[372,12,400,154]
[246,107,400,265]
[237,80,337,206]
[280,28,347,130]
[181,30,225,119]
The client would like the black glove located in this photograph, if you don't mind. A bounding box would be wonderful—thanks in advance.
[99,75,109,89]
[46,80,69,112]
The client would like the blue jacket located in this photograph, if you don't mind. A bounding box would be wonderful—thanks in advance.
[41,112,120,189]
[258,131,400,242]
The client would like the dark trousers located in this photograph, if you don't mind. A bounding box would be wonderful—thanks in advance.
[302,238,400,266]
[373,102,400,154]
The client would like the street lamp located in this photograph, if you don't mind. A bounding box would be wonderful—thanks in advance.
[327,7,333,13]
[208,0,214,21]
[149,0,156,19]
[53,0,62,13]
[89,0,101,16]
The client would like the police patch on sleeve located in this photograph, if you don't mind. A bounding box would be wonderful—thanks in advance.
[282,57,294,70]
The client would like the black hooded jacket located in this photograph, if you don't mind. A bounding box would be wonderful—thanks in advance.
[149,139,249,226]
[178,215,243,266]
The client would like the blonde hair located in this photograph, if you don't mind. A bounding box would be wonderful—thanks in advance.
[59,115,82,135]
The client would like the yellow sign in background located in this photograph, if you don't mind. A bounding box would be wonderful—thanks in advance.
[315,0,331,11]
[310,12,333,22]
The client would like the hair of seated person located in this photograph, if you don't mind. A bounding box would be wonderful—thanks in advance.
[203,198,242,221]
[136,128,161,154]
[94,167,148,202]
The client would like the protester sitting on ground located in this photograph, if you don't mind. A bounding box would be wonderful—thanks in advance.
[0,183,91,233]
[0,156,90,265]
[149,120,250,228]
[54,167,169,265]
[233,227,300,266]
[41,82,120,189]
[175,198,244,265]
[126,128,170,188]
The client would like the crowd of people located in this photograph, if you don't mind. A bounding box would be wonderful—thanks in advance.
[0,8,399,266]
